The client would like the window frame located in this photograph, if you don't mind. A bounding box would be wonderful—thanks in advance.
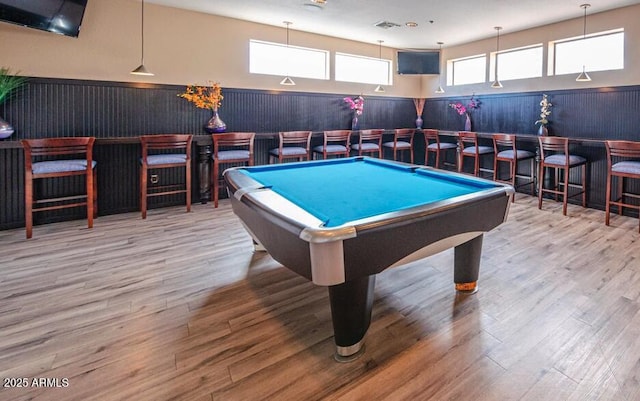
[490,43,543,82]
[447,54,487,86]
[548,28,624,76]
[249,39,330,81]
[334,52,393,85]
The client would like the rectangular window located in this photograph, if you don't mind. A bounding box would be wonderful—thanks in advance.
[448,55,486,86]
[335,53,392,85]
[551,29,624,76]
[491,45,543,81]
[249,39,330,80]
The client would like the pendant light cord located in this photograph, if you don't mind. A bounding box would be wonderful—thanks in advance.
[140,0,145,64]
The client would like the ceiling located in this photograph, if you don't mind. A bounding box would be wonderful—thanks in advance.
[147,0,640,49]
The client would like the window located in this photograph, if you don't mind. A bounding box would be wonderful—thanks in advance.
[448,55,486,86]
[335,53,392,85]
[249,39,330,80]
[550,29,624,76]
[491,45,543,81]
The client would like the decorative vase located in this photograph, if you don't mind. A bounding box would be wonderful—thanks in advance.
[206,109,226,133]
[0,116,14,139]
[415,116,423,130]
[351,114,360,131]
[464,113,471,131]
[537,124,549,136]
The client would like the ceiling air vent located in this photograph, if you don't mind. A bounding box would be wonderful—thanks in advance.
[374,21,401,29]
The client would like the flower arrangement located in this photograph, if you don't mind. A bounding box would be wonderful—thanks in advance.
[0,67,27,104]
[178,81,223,111]
[413,98,425,117]
[448,94,480,116]
[344,95,364,116]
[535,94,552,126]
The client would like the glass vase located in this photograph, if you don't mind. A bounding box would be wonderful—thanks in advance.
[206,109,227,133]
[464,113,471,131]
[0,116,14,139]
[415,116,423,130]
[537,124,549,136]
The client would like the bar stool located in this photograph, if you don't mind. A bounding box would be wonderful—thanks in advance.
[351,129,384,157]
[21,137,97,239]
[492,133,535,201]
[538,136,587,216]
[458,131,494,177]
[383,128,415,163]
[605,140,640,232]
[424,129,457,169]
[312,130,351,159]
[212,132,255,208]
[140,134,193,219]
[268,131,312,163]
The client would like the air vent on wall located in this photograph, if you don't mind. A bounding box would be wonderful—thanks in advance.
[374,21,401,29]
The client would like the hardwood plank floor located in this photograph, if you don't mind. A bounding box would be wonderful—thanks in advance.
[0,195,639,401]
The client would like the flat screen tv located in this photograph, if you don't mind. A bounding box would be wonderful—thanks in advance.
[0,0,88,37]
[397,51,440,75]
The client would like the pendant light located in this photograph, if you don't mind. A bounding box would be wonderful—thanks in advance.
[576,4,592,82]
[374,40,385,93]
[435,42,445,94]
[491,26,503,89]
[131,0,154,76]
[280,21,296,86]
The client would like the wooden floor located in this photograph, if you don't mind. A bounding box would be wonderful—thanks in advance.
[1,195,639,401]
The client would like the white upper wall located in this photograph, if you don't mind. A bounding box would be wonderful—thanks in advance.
[427,3,640,97]
[1,1,638,99]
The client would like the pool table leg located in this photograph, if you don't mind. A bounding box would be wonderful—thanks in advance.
[453,234,483,294]
[328,275,376,362]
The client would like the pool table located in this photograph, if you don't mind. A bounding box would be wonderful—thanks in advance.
[224,156,514,361]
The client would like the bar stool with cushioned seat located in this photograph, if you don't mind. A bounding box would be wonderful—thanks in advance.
[424,129,457,169]
[351,129,384,157]
[212,132,255,208]
[313,130,351,159]
[458,131,494,177]
[605,140,640,232]
[492,133,535,201]
[140,134,193,219]
[21,137,97,239]
[268,131,312,163]
[538,136,587,216]
[383,128,415,163]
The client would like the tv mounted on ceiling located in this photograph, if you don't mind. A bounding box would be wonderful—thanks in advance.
[397,50,440,75]
[0,0,88,38]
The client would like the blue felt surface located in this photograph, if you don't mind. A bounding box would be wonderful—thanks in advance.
[241,158,496,227]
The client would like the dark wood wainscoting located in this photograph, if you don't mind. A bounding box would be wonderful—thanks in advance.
[1,78,640,230]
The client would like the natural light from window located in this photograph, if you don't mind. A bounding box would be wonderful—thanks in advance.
[449,55,486,86]
[552,30,624,75]
[249,40,330,80]
[492,45,543,81]
[335,53,392,85]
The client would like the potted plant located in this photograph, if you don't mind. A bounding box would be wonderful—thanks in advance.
[0,67,27,139]
[535,94,552,136]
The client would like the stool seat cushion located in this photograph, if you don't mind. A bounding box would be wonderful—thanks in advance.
[428,142,457,150]
[462,146,494,155]
[497,149,535,160]
[270,147,307,156]
[216,150,250,161]
[383,141,411,149]
[313,145,348,153]
[32,160,97,174]
[544,154,586,166]
[144,154,187,165]
[352,143,380,151]
[612,161,640,175]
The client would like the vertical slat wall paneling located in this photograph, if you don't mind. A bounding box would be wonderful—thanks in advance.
[2,78,640,229]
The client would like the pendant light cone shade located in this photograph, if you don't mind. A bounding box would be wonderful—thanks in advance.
[491,27,502,89]
[374,40,385,93]
[576,4,592,82]
[435,42,445,94]
[131,0,153,76]
[576,67,591,82]
[280,21,296,86]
